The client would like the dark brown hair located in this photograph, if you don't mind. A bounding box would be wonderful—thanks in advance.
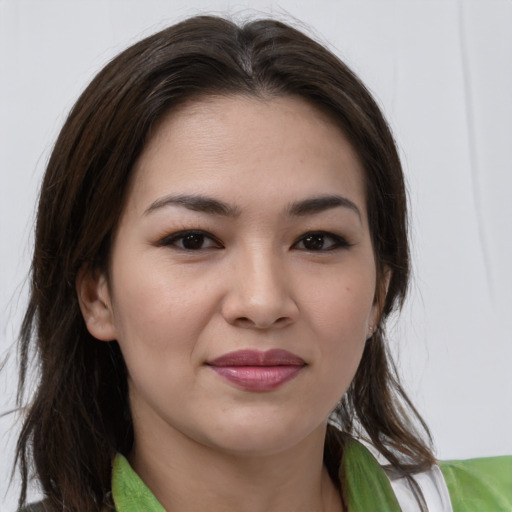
[16,15,435,511]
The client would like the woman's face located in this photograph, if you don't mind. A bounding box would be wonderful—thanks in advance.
[82,95,380,456]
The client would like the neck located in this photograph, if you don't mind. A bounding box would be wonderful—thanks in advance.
[129,418,343,512]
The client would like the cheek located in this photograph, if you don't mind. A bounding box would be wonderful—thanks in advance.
[302,266,375,386]
[109,273,204,413]
[108,255,207,362]
[306,267,376,338]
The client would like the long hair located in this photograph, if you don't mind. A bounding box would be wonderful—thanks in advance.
[16,15,435,511]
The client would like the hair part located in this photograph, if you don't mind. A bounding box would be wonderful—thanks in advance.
[16,15,434,511]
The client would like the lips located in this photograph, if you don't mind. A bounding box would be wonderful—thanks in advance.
[207,349,306,391]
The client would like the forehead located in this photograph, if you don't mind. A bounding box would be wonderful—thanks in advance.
[128,94,367,217]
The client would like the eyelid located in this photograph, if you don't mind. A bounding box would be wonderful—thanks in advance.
[153,229,351,252]
[292,230,353,251]
[155,229,224,250]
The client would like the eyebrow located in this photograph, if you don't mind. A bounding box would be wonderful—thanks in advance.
[287,195,362,221]
[144,194,240,217]
[144,193,362,221]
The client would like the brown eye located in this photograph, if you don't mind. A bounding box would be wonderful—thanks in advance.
[180,233,207,250]
[294,231,351,251]
[302,234,327,251]
[157,230,222,251]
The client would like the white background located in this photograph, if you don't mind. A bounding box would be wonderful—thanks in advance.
[1,0,511,507]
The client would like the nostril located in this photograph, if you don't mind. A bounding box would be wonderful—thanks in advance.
[235,317,254,328]
[233,315,292,330]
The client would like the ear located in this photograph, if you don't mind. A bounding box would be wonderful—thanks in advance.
[76,266,117,341]
[369,267,392,335]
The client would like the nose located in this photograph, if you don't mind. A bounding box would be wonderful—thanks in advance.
[221,247,299,330]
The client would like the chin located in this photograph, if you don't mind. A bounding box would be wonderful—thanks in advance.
[198,411,326,458]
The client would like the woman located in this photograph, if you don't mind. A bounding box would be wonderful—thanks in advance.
[15,15,511,512]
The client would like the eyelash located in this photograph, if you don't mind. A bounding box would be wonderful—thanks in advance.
[293,231,353,252]
[156,229,352,252]
[156,230,224,251]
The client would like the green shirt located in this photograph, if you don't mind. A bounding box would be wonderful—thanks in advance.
[111,441,512,511]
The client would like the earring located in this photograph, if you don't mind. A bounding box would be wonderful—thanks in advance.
[367,325,374,339]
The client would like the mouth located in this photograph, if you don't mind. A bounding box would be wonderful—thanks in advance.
[206,349,306,392]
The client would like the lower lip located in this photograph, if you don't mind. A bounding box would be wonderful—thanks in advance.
[209,365,304,391]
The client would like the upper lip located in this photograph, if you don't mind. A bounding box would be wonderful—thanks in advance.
[207,349,306,367]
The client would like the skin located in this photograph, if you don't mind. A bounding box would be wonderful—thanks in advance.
[78,95,381,512]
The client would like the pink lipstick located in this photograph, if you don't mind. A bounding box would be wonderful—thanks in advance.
[207,349,305,391]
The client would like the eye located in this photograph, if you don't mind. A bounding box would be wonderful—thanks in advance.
[293,231,351,251]
[157,230,223,251]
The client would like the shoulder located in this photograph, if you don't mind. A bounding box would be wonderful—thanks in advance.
[439,455,512,512]
[340,439,512,512]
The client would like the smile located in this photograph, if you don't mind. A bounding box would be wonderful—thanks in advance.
[206,349,306,392]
